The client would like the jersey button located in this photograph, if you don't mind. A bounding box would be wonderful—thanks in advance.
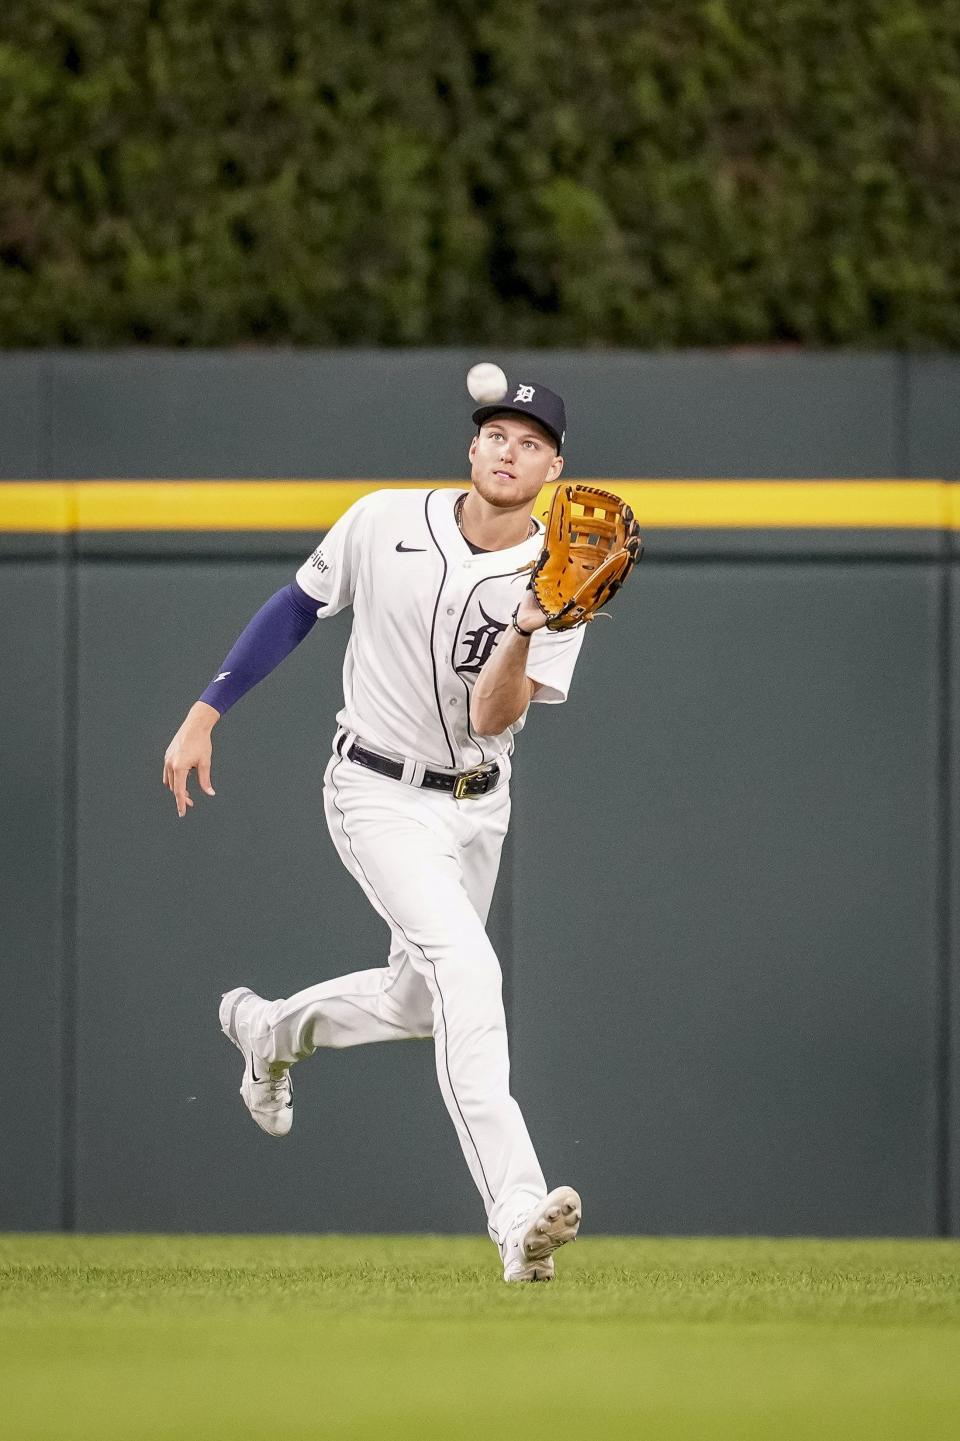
[446,607,455,616]
[447,697,459,706]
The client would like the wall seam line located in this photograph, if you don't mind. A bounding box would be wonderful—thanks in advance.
[59,531,79,1231]
[896,352,911,478]
[935,549,953,1236]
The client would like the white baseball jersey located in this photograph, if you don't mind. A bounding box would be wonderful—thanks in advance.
[226,483,586,1252]
[295,487,585,769]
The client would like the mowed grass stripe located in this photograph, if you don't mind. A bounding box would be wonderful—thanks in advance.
[3,1234,960,1321]
[2,1236,960,1441]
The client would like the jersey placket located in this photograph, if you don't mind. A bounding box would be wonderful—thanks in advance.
[424,488,541,771]
[432,532,487,768]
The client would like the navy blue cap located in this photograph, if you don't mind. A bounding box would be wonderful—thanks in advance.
[472,378,566,452]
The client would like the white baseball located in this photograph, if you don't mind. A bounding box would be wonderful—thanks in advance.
[466,362,508,405]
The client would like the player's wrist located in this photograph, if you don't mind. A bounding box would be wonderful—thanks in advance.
[188,700,221,730]
[514,594,547,635]
[511,605,534,639]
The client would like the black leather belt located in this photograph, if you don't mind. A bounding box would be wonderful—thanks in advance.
[339,736,500,799]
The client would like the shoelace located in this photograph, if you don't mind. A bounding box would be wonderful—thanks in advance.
[256,1073,290,1103]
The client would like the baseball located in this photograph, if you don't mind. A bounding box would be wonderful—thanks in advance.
[466,362,508,405]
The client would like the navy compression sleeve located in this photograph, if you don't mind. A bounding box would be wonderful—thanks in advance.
[198,580,321,716]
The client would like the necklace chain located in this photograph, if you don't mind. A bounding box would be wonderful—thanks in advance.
[456,492,536,540]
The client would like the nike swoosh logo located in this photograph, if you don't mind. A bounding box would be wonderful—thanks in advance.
[396,542,426,553]
[250,1054,292,1103]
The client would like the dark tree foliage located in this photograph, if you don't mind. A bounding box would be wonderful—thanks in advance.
[1,0,958,345]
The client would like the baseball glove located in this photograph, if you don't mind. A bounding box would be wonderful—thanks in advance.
[527,484,643,630]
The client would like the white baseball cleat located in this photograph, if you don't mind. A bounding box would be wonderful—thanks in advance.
[501,1185,582,1283]
[219,986,293,1138]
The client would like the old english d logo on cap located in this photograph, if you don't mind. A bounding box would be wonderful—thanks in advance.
[471,378,567,451]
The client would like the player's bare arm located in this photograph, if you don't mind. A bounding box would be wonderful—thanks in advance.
[470,592,546,735]
[163,701,219,818]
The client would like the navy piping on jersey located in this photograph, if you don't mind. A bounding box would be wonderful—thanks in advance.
[423,490,458,769]
[328,756,500,1228]
[452,570,527,767]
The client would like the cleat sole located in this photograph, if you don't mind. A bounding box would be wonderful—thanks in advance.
[520,1186,582,1264]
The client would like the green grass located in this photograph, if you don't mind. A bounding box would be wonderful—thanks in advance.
[2,1235,960,1439]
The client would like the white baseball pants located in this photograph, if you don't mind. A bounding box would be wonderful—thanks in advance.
[252,747,547,1246]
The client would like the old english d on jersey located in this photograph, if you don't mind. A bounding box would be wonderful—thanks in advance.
[295,489,585,771]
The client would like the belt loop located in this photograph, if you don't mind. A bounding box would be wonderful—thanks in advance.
[401,759,426,787]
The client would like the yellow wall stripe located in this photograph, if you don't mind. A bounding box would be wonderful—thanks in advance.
[0,483,77,532]
[0,479,956,532]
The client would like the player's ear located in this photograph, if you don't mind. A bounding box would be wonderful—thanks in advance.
[548,452,564,482]
[468,434,479,463]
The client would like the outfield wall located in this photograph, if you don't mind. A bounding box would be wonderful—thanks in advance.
[1,349,958,1238]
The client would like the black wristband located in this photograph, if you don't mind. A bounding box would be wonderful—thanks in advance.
[511,605,535,638]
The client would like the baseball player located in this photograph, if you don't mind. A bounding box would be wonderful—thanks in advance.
[163,380,586,1282]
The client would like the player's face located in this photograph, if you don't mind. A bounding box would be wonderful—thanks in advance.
[468,417,563,509]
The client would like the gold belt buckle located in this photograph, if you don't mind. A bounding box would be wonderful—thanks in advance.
[453,766,488,800]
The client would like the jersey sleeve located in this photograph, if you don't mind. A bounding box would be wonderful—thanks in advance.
[525,625,586,705]
[295,492,377,615]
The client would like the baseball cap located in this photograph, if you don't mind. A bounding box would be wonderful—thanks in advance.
[472,379,566,452]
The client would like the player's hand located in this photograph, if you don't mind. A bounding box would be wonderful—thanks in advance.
[515,590,549,634]
[163,702,220,818]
